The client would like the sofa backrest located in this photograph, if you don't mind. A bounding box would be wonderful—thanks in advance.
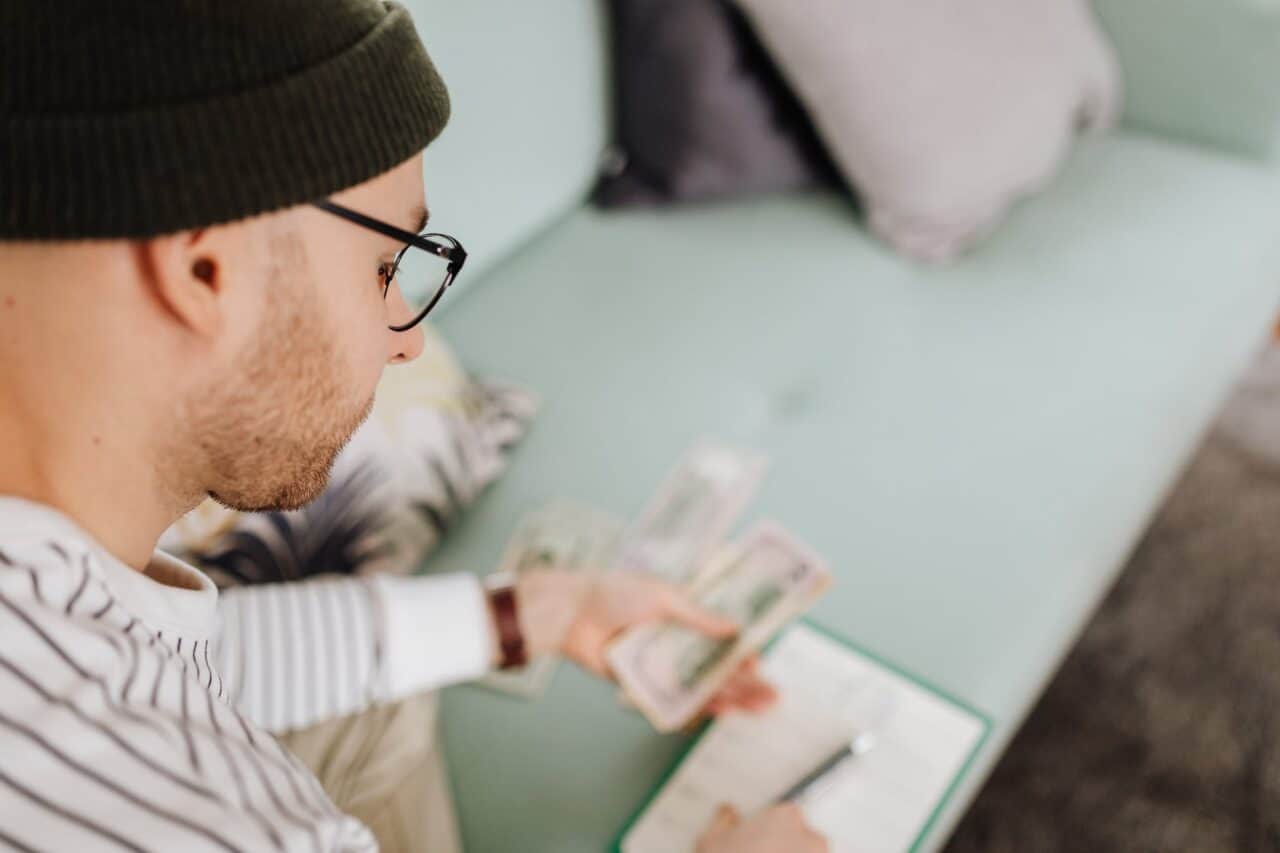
[407,0,1280,310]
[1093,0,1280,159]
[404,0,610,294]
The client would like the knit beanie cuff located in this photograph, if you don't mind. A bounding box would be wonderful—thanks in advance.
[2,3,450,240]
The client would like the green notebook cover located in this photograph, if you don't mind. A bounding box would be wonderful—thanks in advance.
[611,618,994,853]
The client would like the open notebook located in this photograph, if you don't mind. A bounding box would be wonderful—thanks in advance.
[616,623,991,853]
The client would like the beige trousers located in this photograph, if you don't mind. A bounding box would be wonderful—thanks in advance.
[279,693,463,853]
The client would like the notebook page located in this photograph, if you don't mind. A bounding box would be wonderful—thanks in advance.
[622,625,987,853]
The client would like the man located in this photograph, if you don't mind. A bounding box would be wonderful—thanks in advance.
[0,2,827,851]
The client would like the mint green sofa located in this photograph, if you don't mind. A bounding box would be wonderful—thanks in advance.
[408,2,1280,850]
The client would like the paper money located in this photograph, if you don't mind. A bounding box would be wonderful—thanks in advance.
[606,522,832,732]
[478,501,623,699]
[616,442,767,585]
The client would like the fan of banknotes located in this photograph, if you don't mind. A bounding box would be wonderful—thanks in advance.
[477,441,833,733]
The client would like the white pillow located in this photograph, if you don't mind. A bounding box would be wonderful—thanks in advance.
[732,0,1122,261]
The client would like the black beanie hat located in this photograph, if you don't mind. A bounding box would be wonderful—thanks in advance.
[0,1,451,240]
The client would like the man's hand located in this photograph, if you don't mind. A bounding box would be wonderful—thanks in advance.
[511,569,778,716]
[696,804,828,853]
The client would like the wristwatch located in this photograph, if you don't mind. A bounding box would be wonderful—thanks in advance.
[484,573,528,670]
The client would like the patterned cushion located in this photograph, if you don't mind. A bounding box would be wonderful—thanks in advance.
[160,326,537,587]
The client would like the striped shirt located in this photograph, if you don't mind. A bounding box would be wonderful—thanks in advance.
[0,497,493,852]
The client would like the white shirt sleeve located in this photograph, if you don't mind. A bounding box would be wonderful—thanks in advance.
[215,572,494,734]
[368,572,495,700]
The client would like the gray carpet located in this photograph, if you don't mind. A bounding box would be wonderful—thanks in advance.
[945,425,1280,852]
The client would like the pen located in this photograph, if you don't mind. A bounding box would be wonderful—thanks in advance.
[778,732,877,803]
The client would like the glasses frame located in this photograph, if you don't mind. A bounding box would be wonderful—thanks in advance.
[314,199,468,332]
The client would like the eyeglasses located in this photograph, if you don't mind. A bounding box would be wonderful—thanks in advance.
[313,200,468,332]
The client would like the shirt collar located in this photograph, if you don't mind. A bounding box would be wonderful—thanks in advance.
[0,496,219,637]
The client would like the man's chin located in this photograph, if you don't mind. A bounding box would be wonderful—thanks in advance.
[206,396,374,514]
[208,442,344,513]
[209,470,331,513]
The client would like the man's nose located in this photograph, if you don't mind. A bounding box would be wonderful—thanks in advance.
[388,323,425,364]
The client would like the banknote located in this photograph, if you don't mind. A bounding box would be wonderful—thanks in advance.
[606,522,832,732]
[478,501,623,699]
[616,442,767,585]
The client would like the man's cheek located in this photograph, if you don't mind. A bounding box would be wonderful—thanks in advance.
[342,271,391,343]
[357,331,389,397]
[321,265,387,388]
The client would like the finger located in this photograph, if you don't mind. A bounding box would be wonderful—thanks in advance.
[722,662,755,691]
[703,803,740,840]
[661,590,737,638]
[774,802,809,826]
[707,694,770,715]
[738,684,778,712]
[704,682,749,715]
[726,656,769,689]
[741,676,779,710]
[714,662,761,698]
[701,660,777,716]
[704,681,768,716]
[723,663,780,709]
[737,654,762,674]
[773,802,826,846]
[712,671,759,708]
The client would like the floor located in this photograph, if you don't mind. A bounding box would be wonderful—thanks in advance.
[946,347,1280,853]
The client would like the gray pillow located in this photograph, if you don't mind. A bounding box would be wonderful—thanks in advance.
[592,0,836,207]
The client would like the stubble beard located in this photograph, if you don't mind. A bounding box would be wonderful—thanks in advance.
[185,234,377,513]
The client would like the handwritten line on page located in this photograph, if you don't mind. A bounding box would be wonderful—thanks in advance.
[621,624,989,853]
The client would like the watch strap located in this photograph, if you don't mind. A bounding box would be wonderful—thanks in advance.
[487,582,528,670]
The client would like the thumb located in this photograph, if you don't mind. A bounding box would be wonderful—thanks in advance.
[663,591,738,639]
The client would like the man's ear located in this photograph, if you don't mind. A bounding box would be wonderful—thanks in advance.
[131,229,225,338]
